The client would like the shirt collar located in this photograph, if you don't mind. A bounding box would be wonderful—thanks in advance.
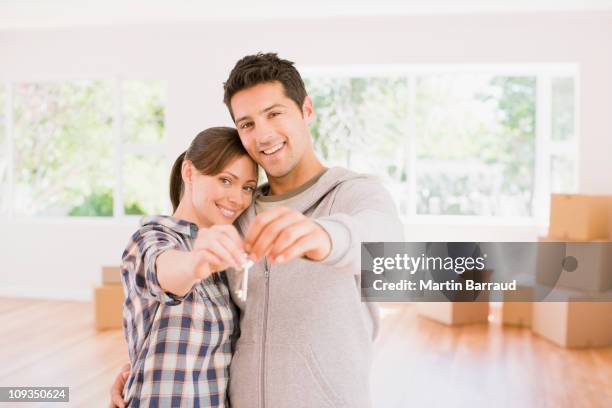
[140,215,198,239]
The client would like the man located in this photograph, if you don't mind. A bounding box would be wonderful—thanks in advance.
[111,52,403,407]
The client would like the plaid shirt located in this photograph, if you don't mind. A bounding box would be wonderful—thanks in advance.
[121,215,239,408]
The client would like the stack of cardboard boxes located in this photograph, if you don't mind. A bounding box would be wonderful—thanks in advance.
[420,194,612,348]
[502,194,612,348]
[94,266,124,331]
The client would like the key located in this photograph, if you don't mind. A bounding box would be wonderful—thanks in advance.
[237,256,254,302]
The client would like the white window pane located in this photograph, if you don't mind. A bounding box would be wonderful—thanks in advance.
[13,81,114,216]
[305,76,412,211]
[416,75,536,216]
[123,153,169,215]
[551,77,575,142]
[123,81,166,144]
[306,77,357,167]
[0,84,8,215]
[551,155,576,193]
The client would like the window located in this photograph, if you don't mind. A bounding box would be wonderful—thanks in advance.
[119,80,168,216]
[550,77,577,192]
[304,65,578,221]
[0,79,168,218]
[0,84,7,214]
[12,81,114,217]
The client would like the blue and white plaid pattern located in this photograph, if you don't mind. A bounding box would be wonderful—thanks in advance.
[121,215,239,407]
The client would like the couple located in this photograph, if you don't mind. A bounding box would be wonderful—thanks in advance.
[112,53,404,408]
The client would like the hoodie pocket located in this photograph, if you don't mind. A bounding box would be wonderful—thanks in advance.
[267,343,346,408]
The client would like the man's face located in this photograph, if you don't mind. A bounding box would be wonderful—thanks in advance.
[231,81,314,179]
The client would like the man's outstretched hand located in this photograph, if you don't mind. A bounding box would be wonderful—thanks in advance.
[108,363,130,408]
[244,206,331,264]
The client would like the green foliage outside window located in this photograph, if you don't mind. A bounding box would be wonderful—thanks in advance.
[13,81,115,216]
[306,73,572,217]
[4,80,167,217]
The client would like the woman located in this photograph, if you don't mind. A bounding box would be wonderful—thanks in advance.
[120,127,257,407]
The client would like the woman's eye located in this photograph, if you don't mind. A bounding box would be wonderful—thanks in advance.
[270,112,281,118]
[220,178,231,185]
[243,186,255,193]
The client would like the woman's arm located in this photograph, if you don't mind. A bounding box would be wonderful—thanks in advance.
[155,249,201,297]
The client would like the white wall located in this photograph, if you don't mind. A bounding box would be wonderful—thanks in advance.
[1,11,611,299]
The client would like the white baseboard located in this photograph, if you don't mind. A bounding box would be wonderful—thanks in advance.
[0,287,92,301]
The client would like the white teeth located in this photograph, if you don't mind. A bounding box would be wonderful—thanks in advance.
[217,205,236,217]
[263,143,283,155]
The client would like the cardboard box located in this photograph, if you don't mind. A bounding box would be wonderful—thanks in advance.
[94,284,124,331]
[417,301,489,326]
[531,286,612,348]
[532,301,612,348]
[549,194,612,241]
[502,303,532,327]
[610,211,612,239]
[536,238,612,292]
[102,266,122,285]
[502,285,533,327]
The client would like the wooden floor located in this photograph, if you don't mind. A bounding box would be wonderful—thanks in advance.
[0,299,610,407]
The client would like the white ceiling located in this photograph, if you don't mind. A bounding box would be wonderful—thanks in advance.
[1,0,612,30]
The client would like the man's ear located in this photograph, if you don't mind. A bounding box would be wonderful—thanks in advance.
[302,96,316,124]
[181,160,193,185]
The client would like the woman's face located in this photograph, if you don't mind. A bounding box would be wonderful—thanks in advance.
[188,155,258,226]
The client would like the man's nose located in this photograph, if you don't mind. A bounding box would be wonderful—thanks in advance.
[254,120,277,147]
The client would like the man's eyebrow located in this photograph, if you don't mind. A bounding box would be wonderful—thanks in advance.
[235,103,287,124]
[234,114,251,125]
[261,103,286,113]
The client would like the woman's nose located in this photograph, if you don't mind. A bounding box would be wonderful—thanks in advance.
[227,187,243,206]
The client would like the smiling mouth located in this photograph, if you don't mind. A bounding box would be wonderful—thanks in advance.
[216,203,237,218]
[261,142,285,156]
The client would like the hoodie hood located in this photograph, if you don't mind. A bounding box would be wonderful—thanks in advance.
[236,166,370,234]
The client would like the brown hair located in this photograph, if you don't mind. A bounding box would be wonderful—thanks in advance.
[223,52,307,120]
[169,127,254,212]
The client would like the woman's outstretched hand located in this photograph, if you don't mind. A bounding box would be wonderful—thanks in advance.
[191,224,245,279]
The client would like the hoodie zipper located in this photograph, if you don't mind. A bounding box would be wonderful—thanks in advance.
[261,258,270,408]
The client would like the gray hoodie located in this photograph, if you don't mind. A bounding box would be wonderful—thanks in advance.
[227,167,404,408]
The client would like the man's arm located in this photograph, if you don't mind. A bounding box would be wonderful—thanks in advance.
[244,206,332,263]
[244,177,403,270]
[314,178,404,271]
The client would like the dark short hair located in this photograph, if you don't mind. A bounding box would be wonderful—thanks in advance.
[169,127,256,212]
[223,52,307,120]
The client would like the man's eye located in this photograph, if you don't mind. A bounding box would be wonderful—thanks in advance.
[270,112,281,118]
[240,122,253,129]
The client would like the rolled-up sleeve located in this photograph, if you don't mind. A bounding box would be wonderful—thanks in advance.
[128,228,188,305]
